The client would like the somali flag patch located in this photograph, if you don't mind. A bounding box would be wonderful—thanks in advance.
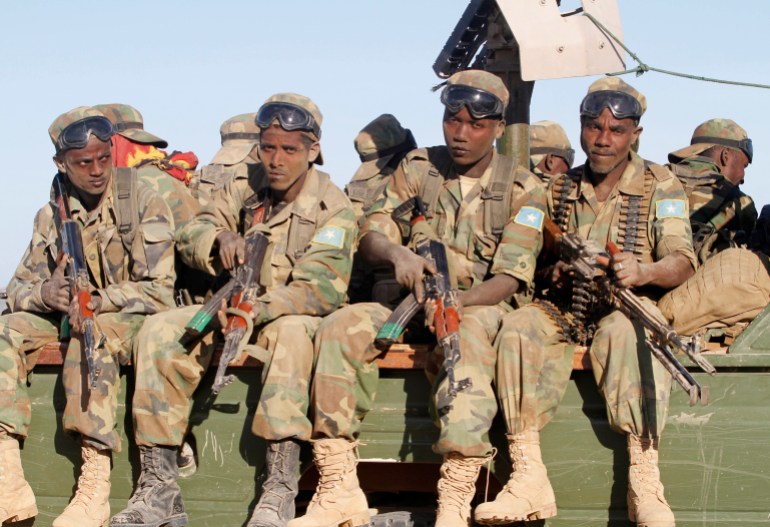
[514,206,545,231]
[311,226,346,249]
[655,199,687,219]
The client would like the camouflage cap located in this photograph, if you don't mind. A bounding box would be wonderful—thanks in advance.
[259,92,323,164]
[48,106,110,149]
[446,70,509,111]
[668,118,752,164]
[584,76,647,117]
[352,114,417,181]
[92,103,168,148]
[210,112,260,165]
[530,120,574,167]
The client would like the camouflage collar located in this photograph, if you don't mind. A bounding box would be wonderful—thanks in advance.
[286,167,324,222]
[675,155,722,177]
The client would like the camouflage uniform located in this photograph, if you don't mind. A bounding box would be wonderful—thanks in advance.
[316,146,546,455]
[346,114,417,304]
[665,118,756,264]
[94,103,207,303]
[0,109,176,453]
[529,120,574,183]
[658,119,764,337]
[132,165,356,446]
[190,112,261,203]
[500,150,696,437]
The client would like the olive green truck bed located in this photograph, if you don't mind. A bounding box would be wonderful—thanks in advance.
[20,306,770,526]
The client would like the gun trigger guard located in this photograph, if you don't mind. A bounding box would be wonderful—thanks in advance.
[225,307,255,351]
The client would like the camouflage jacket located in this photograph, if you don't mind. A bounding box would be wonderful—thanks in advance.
[177,166,357,325]
[189,160,262,207]
[548,152,697,296]
[668,156,757,263]
[363,147,546,296]
[136,164,202,233]
[7,175,176,314]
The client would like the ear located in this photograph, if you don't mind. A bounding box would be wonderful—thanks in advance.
[719,147,731,168]
[53,154,66,173]
[495,119,506,140]
[544,154,556,173]
[632,125,643,143]
[307,141,321,164]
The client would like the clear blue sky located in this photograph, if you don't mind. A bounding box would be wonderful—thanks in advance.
[1,1,768,284]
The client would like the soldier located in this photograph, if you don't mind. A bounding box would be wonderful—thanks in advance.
[658,119,768,340]
[475,78,696,527]
[189,112,262,203]
[665,118,756,264]
[529,120,575,181]
[346,114,417,304]
[0,107,175,527]
[93,103,208,304]
[301,70,546,527]
[110,93,356,527]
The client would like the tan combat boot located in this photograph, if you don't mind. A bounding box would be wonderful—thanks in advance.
[53,444,111,527]
[474,431,556,524]
[0,434,38,523]
[287,439,370,527]
[435,452,487,527]
[627,435,675,527]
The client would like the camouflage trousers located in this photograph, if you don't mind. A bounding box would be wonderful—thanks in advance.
[311,302,388,439]
[658,248,770,336]
[132,305,354,446]
[433,304,514,458]
[494,300,673,438]
[0,310,144,452]
[493,304,574,435]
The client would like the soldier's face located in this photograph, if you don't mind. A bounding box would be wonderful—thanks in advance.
[580,109,641,176]
[54,136,113,201]
[258,125,320,202]
[442,107,504,168]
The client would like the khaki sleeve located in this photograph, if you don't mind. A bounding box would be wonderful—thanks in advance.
[651,176,698,270]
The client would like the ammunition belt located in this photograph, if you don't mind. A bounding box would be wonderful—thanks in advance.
[551,172,579,231]
[617,170,654,258]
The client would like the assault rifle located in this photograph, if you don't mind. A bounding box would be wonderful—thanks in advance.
[544,218,715,406]
[185,229,270,395]
[52,173,99,389]
[375,197,471,404]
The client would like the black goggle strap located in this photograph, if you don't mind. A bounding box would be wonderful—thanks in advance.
[692,136,753,163]
[222,132,261,142]
[113,121,143,132]
[530,146,575,167]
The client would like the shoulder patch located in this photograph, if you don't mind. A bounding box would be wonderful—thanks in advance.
[311,226,346,249]
[655,199,687,219]
[513,206,545,231]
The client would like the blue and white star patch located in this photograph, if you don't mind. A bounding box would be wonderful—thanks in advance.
[513,206,545,231]
[655,199,687,219]
[311,226,346,248]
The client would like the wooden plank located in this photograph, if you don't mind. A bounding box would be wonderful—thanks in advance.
[38,340,593,370]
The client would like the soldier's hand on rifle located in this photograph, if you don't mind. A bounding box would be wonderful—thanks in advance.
[393,247,437,302]
[216,231,246,270]
[611,251,644,288]
[41,256,71,312]
[68,293,101,333]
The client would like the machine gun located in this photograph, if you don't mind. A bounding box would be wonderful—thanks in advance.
[544,218,715,406]
[375,197,471,405]
[52,173,99,389]
[185,229,270,395]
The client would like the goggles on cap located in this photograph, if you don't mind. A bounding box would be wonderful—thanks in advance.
[440,84,504,120]
[56,116,115,153]
[256,102,321,139]
[692,135,753,164]
[580,90,643,120]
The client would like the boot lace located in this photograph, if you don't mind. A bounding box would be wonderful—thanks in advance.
[69,449,106,510]
[437,454,485,514]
